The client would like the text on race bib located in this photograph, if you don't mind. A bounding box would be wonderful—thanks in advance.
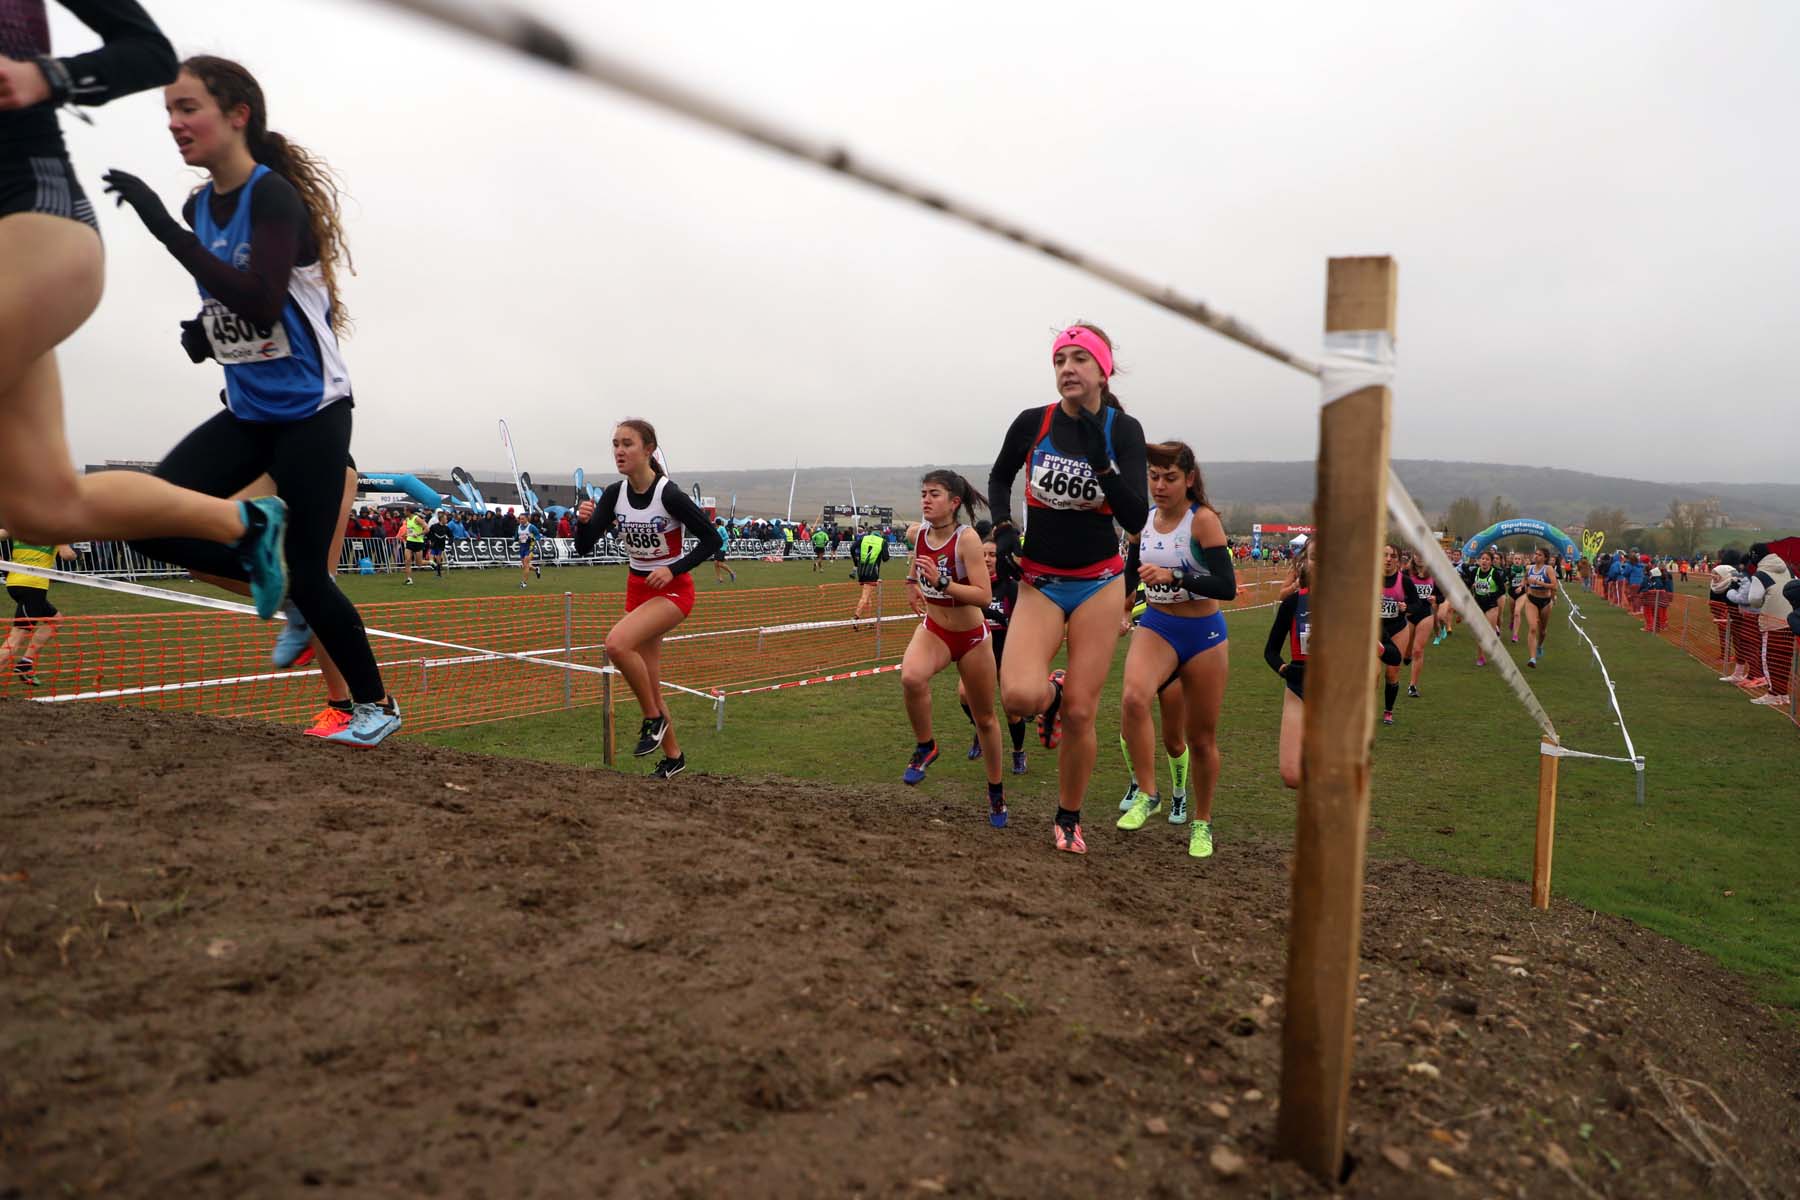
[1380,597,1402,619]
[1031,453,1103,510]
[202,299,292,365]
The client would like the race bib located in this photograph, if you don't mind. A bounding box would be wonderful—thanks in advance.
[203,299,291,365]
[1031,453,1104,511]
[1380,596,1402,619]
[1145,580,1188,605]
[1296,619,1311,658]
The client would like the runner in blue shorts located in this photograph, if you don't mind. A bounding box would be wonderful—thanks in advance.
[1114,441,1235,858]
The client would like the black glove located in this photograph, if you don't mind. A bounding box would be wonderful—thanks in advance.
[100,169,183,246]
[993,521,1020,561]
[180,316,213,364]
[1074,407,1113,474]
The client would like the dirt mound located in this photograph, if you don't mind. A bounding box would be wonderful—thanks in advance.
[2,699,1795,1198]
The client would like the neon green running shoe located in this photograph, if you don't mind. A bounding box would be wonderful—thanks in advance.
[1188,819,1215,859]
[1117,791,1162,831]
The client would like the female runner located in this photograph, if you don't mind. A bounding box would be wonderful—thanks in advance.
[959,536,1028,774]
[1114,442,1234,858]
[1114,584,1190,826]
[0,5,286,613]
[1264,539,1314,789]
[1377,544,1424,727]
[1522,546,1555,666]
[896,470,1008,827]
[989,323,1148,855]
[106,56,399,745]
[1468,550,1503,666]
[1507,551,1530,642]
[1402,551,1436,698]
[575,419,722,780]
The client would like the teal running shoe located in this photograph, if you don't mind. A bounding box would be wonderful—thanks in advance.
[272,600,312,667]
[324,699,402,748]
[237,497,289,620]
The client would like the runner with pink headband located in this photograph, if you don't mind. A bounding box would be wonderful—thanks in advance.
[988,323,1148,856]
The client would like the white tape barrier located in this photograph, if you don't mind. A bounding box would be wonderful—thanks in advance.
[1385,477,1559,742]
[1559,583,1648,799]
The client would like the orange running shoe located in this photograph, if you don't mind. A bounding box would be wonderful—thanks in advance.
[303,706,352,738]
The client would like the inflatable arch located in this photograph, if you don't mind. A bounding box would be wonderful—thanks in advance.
[357,471,446,510]
[1460,518,1578,561]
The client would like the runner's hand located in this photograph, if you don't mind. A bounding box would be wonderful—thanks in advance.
[0,58,51,111]
[100,169,181,243]
[645,567,673,590]
[576,499,595,523]
[1138,564,1173,586]
[1074,408,1113,473]
[180,317,213,363]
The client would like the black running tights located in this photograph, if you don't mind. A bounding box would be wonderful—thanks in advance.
[129,402,385,703]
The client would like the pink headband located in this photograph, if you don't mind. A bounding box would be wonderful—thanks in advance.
[1051,326,1113,378]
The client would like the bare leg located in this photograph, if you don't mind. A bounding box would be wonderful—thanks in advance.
[1051,579,1126,814]
[1180,642,1229,823]
[900,622,950,744]
[0,216,245,546]
[604,598,686,723]
[1278,688,1305,789]
[954,637,1003,785]
[1120,626,1177,797]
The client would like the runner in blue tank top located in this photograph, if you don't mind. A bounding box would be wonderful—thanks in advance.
[102,56,397,746]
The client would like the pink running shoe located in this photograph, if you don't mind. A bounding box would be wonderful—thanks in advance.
[1052,817,1086,855]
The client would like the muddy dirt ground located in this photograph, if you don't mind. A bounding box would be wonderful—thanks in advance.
[2,699,1796,1198]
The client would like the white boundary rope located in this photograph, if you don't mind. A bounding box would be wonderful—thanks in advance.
[1559,583,1648,802]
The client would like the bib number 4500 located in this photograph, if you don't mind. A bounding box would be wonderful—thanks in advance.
[203,299,292,365]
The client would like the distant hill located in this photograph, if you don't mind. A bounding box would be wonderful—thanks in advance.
[671,460,1800,532]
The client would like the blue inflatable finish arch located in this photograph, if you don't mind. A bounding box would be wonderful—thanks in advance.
[357,471,446,510]
[1461,518,1578,561]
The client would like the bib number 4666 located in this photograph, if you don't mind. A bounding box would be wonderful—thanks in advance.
[1034,467,1099,505]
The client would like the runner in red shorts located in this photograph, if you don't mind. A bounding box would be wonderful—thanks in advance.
[574,419,722,780]
[897,470,1009,827]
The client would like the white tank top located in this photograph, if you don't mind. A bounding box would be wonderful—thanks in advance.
[615,477,688,571]
[1138,505,1202,605]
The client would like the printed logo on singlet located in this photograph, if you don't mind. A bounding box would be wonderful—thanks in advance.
[618,516,680,558]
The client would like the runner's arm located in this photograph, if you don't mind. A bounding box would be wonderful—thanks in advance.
[661,485,724,576]
[1265,593,1296,675]
[1092,413,1148,532]
[1172,507,1236,601]
[986,408,1039,531]
[572,482,622,556]
[164,182,305,326]
[33,0,175,108]
[1122,536,1141,608]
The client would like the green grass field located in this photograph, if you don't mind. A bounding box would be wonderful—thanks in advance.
[43,555,1800,1008]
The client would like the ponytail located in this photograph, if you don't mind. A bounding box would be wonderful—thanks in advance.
[920,469,987,522]
[180,56,354,337]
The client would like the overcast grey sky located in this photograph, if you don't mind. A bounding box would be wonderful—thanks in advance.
[51,1,1798,483]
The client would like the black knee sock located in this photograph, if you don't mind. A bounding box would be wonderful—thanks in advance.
[1384,681,1399,711]
[960,701,975,728]
[1009,719,1026,751]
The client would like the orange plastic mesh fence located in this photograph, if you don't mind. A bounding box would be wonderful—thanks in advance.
[1588,583,1797,731]
[18,566,1294,734]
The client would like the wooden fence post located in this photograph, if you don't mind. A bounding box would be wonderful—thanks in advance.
[1276,255,1397,1182]
[1532,740,1559,910]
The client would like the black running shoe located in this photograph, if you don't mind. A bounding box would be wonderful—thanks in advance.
[652,753,686,780]
[1407,684,1420,698]
[634,714,668,757]
[13,659,37,688]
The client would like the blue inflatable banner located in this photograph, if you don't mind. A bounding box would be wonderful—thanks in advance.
[1461,518,1578,561]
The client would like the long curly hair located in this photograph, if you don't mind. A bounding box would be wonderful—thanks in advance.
[182,56,354,336]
